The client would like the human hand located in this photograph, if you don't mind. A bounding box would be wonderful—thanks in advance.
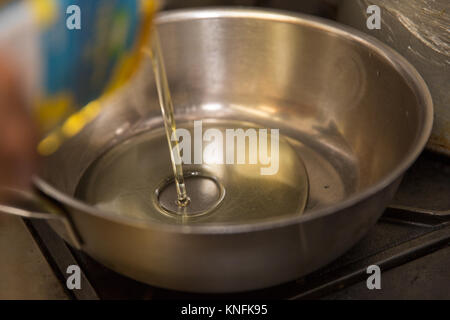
[0,56,37,190]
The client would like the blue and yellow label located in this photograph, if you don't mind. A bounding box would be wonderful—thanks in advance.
[23,0,157,154]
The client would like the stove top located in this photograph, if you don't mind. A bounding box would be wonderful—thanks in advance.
[25,151,450,299]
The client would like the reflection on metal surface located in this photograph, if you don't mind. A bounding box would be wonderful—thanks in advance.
[338,0,449,155]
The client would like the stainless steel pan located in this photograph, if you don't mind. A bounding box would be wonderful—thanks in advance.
[0,8,433,293]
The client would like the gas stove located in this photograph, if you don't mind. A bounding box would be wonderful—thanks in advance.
[25,151,450,300]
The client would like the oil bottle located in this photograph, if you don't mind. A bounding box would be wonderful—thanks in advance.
[0,0,159,155]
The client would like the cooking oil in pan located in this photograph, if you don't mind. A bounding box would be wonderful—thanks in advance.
[76,31,309,224]
[76,120,309,224]
[143,31,190,208]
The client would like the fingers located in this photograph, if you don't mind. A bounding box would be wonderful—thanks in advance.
[0,56,37,190]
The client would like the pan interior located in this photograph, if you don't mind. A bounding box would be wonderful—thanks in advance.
[75,119,311,224]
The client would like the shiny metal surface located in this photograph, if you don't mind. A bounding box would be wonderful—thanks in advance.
[0,188,83,249]
[338,0,449,155]
[74,120,309,224]
[0,9,433,292]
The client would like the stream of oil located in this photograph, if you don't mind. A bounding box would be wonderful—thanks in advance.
[76,30,310,224]
[144,31,189,207]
